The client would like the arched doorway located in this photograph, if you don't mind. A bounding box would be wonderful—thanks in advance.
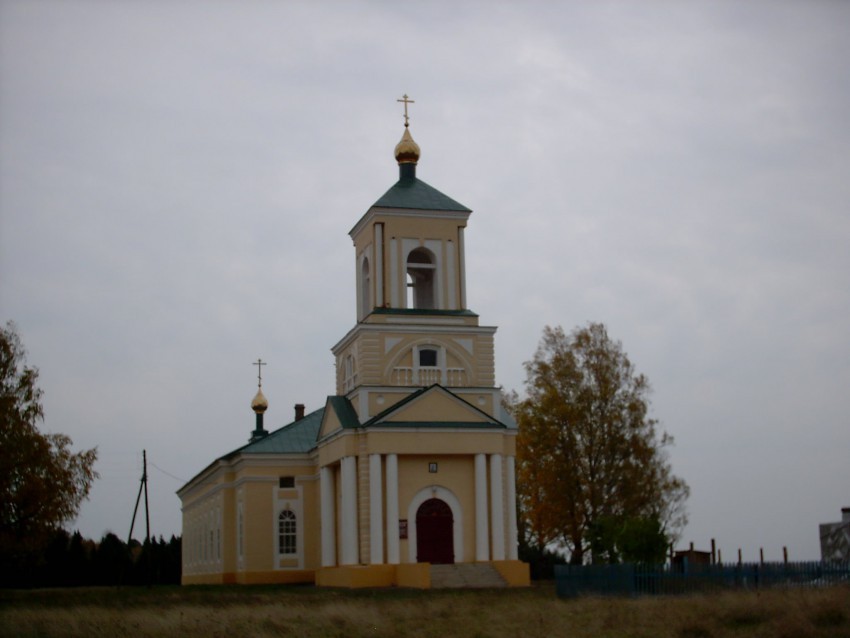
[416,498,454,564]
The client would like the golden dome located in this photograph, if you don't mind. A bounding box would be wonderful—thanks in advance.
[251,387,268,413]
[394,127,420,164]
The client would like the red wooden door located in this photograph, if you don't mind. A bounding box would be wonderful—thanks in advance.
[416,498,454,564]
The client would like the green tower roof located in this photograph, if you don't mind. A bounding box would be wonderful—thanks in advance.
[372,174,470,212]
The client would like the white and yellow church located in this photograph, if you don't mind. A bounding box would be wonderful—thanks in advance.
[178,101,529,588]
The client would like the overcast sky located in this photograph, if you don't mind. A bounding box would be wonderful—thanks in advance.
[2,1,848,562]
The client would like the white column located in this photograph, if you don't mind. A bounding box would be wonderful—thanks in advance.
[320,465,336,567]
[506,455,518,560]
[385,453,400,564]
[340,456,359,565]
[369,453,384,564]
[490,453,505,560]
[474,453,489,561]
[458,226,467,309]
[375,224,384,307]
[447,240,457,310]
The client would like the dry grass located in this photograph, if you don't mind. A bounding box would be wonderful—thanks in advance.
[1,583,848,638]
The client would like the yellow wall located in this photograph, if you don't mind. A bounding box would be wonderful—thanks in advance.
[396,454,476,563]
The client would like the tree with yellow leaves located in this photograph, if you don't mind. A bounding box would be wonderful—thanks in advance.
[512,323,688,565]
[0,322,98,574]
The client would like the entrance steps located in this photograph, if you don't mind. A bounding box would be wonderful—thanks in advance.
[430,563,507,589]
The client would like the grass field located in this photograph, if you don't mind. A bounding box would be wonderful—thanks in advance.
[1,582,848,638]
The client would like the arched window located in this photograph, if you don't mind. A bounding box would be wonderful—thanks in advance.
[360,257,371,317]
[406,248,436,309]
[343,354,357,392]
[278,510,297,555]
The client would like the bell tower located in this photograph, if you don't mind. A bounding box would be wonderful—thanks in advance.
[332,97,498,422]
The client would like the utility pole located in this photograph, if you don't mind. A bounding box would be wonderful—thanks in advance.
[128,449,152,586]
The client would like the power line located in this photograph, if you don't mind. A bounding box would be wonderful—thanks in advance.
[148,460,186,483]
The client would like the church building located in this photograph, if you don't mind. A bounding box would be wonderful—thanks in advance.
[177,99,529,588]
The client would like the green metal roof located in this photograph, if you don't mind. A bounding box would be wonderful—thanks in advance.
[372,176,470,212]
[227,407,324,456]
[326,395,362,430]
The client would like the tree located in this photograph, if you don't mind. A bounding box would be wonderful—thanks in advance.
[0,321,98,567]
[512,323,689,565]
[588,514,669,565]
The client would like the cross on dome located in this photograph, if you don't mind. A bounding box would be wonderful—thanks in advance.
[253,358,267,387]
[397,94,415,127]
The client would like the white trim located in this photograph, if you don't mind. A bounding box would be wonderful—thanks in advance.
[458,226,466,309]
[407,485,464,564]
[446,239,456,310]
[389,238,399,307]
[475,454,489,561]
[424,239,444,309]
[274,483,304,569]
[489,454,505,561]
[506,455,518,560]
[384,336,402,353]
[318,426,513,452]
[357,248,371,321]
[369,454,384,564]
[320,465,336,567]
[385,454,400,564]
[375,224,384,308]
[349,208,471,239]
[331,323,497,356]
[358,387,370,421]
[453,337,474,355]
[340,456,359,565]
[391,317,467,325]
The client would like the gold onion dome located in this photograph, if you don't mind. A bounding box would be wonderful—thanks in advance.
[251,387,268,413]
[394,127,420,164]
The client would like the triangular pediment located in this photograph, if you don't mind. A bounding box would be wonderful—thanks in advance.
[367,385,505,428]
[318,396,360,439]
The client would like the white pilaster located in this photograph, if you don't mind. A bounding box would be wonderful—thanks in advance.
[320,465,336,567]
[458,226,467,309]
[340,456,359,565]
[490,453,505,560]
[475,453,489,561]
[447,240,456,310]
[389,238,399,307]
[375,224,384,307]
[369,453,384,564]
[385,453,400,564]
[506,455,518,560]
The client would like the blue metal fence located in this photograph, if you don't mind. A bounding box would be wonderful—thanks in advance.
[555,561,850,597]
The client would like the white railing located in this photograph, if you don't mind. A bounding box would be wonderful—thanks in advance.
[391,367,466,387]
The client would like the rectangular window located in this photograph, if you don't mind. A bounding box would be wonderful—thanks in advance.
[279,476,295,488]
[419,348,437,367]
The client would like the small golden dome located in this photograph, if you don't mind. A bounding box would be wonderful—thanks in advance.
[251,387,268,413]
[394,127,420,164]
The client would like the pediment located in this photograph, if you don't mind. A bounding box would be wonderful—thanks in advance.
[368,385,504,428]
[318,396,360,439]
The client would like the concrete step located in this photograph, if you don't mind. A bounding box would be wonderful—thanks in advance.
[430,563,507,589]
